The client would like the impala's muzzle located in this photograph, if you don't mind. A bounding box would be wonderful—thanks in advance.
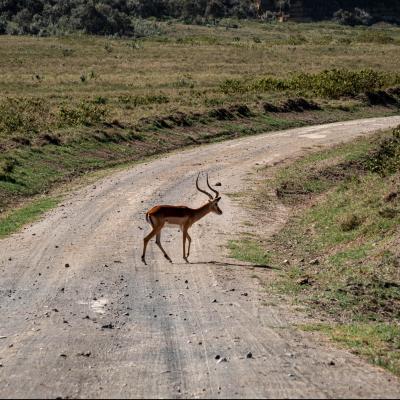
[214,201,223,215]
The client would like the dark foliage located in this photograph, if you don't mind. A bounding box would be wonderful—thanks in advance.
[302,0,400,22]
[333,8,373,26]
[0,0,399,36]
[364,126,400,175]
[0,0,258,36]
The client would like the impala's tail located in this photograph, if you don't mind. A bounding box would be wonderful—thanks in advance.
[145,212,154,227]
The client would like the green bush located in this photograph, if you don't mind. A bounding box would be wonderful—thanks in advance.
[291,69,385,98]
[0,98,52,136]
[249,76,289,92]
[0,158,18,182]
[58,101,109,126]
[219,79,247,94]
[220,69,399,99]
[118,93,169,107]
[131,18,163,38]
[339,213,363,232]
[286,34,308,45]
[364,126,400,175]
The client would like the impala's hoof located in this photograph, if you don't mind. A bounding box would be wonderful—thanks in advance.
[184,257,189,264]
[141,256,147,265]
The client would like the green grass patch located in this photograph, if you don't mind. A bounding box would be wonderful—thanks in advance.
[0,197,60,238]
[228,239,271,266]
[301,323,400,376]
[328,244,372,266]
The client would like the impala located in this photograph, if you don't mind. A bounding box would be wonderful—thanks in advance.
[141,173,222,264]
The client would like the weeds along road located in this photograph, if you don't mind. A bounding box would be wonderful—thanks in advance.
[1,117,400,399]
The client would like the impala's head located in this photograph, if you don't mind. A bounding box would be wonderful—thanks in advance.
[209,196,223,215]
[196,173,223,215]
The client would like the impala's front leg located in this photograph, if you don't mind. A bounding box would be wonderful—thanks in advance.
[186,232,192,258]
[182,229,189,263]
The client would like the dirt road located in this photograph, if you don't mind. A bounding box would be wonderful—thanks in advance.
[1,117,400,399]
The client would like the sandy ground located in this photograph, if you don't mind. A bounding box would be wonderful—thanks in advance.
[1,117,400,399]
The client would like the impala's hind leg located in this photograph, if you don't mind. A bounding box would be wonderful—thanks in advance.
[156,231,172,263]
[142,229,156,265]
[142,218,163,265]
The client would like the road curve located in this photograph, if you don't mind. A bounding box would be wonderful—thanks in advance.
[1,116,400,399]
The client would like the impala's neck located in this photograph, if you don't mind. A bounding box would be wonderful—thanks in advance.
[193,202,213,223]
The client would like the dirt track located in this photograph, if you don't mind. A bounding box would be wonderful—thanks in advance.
[1,117,400,399]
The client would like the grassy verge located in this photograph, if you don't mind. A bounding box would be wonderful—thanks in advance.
[302,323,400,376]
[0,197,60,238]
[228,239,272,265]
[2,104,396,215]
[229,125,400,375]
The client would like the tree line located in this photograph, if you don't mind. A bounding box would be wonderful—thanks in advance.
[0,0,399,37]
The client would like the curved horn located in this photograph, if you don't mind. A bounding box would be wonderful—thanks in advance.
[206,173,219,198]
[196,173,213,200]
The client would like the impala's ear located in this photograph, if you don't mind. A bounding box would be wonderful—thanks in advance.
[216,196,221,202]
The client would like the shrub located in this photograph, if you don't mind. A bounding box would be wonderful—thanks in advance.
[333,8,373,27]
[219,79,247,94]
[93,96,108,105]
[0,158,18,183]
[339,213,363,232]
[291,69,385,99]
[220,69,394,99]
[131,18,163,38]
[171,77,195,89]
[0,98,52,136]
[0,16,7,34]
[58,101,109,126]
[363,126,400,175]
[118,94,169,107]
[286,34,308,45]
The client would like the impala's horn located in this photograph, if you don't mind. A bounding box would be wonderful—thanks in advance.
[196,172,213,200]
[206,173,219,199]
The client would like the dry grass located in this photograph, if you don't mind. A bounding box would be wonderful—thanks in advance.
[1,21,399,126]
